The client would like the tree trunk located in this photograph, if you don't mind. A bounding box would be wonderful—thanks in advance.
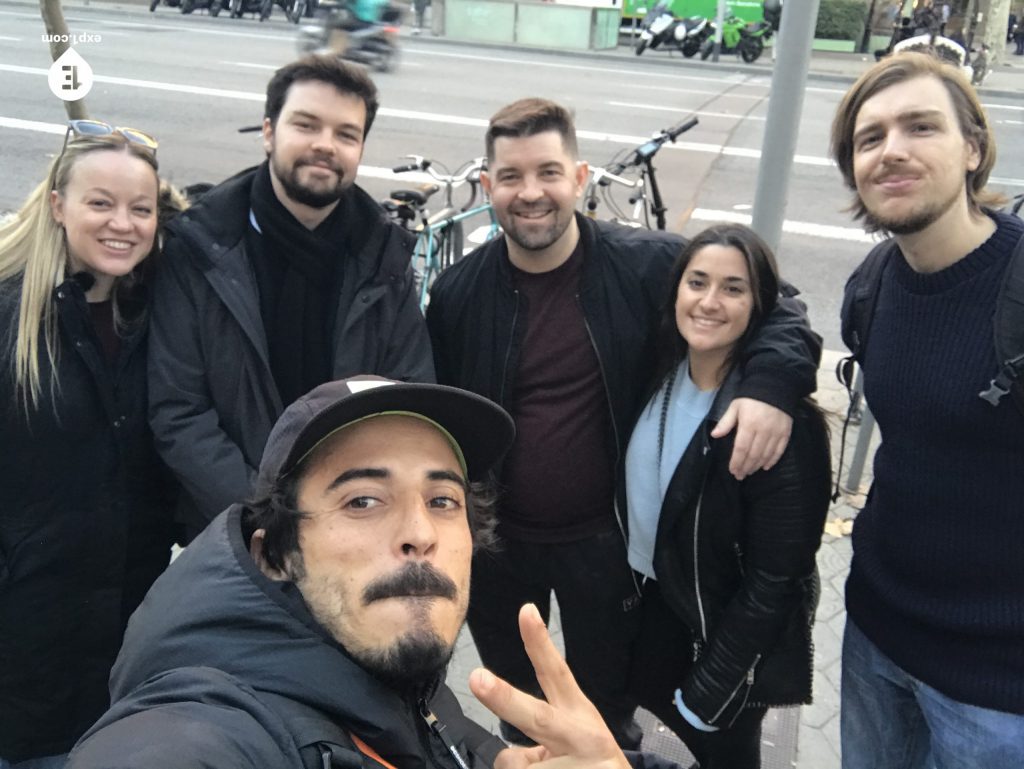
[979,0,1011,65]
[39,0,88,119]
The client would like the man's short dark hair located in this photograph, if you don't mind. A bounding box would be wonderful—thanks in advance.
[485,98,579,162]
[264,55,380,137]
[243,472,498,576]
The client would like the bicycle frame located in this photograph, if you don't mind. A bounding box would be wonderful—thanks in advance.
[389,156,503,309]
[413,201,500,310]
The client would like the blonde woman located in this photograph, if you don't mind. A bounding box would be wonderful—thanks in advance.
[0,122,180,769]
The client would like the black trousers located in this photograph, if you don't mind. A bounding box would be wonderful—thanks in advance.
[467,529,643,749]
[629,579,767,769]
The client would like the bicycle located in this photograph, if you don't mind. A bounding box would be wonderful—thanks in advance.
[582,116,698,231]
[383,156,502,309]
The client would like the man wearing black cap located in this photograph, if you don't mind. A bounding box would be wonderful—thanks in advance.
[66,377,642,769]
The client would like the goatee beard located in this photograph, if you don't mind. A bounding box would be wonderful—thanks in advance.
[354,630,455,695]
[272,158,348,209]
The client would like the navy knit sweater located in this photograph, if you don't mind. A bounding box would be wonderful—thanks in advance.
[846,211,1024,714]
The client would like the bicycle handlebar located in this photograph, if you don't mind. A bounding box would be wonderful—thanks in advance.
[601,116,699,183]
[392,156,486,186]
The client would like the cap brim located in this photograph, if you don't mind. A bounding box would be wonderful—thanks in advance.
[282,381,515,482]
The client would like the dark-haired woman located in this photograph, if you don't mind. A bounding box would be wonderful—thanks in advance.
[624,224,832,769]
[0,123,181,768]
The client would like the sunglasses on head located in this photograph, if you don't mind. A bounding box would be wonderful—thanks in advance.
[62,119,158,151]
[51,120,159,190]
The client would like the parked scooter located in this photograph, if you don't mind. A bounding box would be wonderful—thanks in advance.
[151,0,222,15]
[635,2,709,58]
[287,0,320,23]
[297,1,403,73]
[226,0,274,20]
[699,14,773,63]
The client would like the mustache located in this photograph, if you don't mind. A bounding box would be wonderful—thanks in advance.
[362,563,458,605]
[298,156,343,174]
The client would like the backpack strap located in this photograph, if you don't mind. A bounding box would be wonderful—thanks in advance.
[980,232,1024,411]
[837,239,896,388]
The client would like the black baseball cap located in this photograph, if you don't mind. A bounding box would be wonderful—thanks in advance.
[256,376,515,490]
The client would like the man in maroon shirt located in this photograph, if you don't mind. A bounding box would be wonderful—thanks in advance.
[426,98,820,748]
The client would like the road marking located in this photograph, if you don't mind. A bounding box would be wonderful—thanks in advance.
[223,61,280,70]
[0,35,22,42]
[0,116,66,135]
[609,100,766,121]
[613,83,769,100]
[0,67,1020,184]
[0,117,999,246]
[691,208,876,243]
[402,46,753,85]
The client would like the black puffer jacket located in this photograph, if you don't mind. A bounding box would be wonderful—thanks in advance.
[68,507,504,769]
[636,374,831,727]
[0,276,175,762]
[149,165,434,536]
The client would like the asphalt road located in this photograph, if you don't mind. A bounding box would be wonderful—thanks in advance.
[2,3,1022,348]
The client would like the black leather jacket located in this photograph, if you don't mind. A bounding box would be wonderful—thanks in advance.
[637,374,832,727]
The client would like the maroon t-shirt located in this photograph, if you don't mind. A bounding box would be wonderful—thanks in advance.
[499,242,617,543]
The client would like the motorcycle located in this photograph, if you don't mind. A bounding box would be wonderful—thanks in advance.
[150,0,223,15]
[297,1,403,73]
[225,0,274,20]
[699,14,773,64]
[286,0,320,23]
[635,2,709,58]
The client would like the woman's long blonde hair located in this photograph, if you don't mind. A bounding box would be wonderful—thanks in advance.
[0,136,182,412]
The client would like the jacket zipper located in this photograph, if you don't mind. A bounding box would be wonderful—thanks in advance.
[498,290,520,406]
[419,700,471,769]
[693,487,709,644]
[578,296,627,543]
[709,653,762,725]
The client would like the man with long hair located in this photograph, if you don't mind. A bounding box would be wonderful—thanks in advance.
[831,52,1024,768]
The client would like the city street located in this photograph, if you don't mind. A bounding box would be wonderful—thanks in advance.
[4,5,1023,767]
[3,2,1022,348]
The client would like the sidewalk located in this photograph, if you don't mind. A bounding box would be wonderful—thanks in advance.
[445,352,875,769]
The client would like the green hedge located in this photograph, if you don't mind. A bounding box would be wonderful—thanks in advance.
[815,0,868,41]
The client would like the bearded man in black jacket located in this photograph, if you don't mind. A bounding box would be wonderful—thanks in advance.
[426,98,821,749]
[148,55,433,543]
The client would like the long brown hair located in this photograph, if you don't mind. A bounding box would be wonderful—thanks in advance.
[644,224,780,406]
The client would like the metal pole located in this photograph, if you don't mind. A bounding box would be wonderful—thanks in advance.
[712,0,726,62]
[861,0,880,52]
[844,368,875,493]
[750,0,823,255]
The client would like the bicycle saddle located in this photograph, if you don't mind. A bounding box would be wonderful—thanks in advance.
[390,184,439,207]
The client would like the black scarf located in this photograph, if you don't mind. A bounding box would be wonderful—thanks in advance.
[248,162,350,407]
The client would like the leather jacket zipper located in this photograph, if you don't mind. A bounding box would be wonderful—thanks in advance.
[710,653,762,724]
[693,487,708,644]
[420,700,471,769]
